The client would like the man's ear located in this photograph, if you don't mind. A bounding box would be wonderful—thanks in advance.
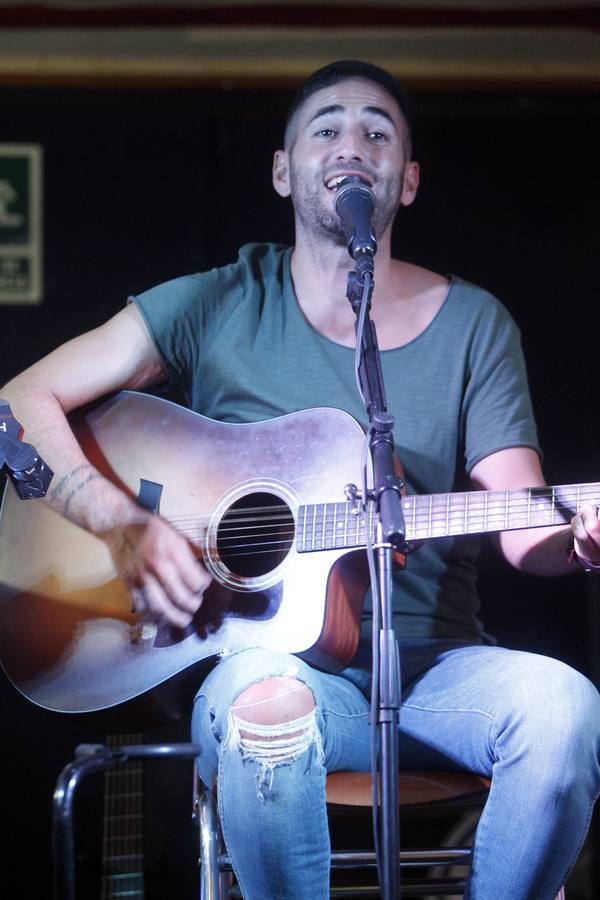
[399,161,420,208]
[272,149,291,198]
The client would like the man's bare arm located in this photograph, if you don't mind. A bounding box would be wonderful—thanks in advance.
[1,303,210,626]
[3,304,162,526]
[470,446,600,575]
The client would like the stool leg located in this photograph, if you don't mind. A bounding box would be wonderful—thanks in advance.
[52,745,113,900]
[196,780,222,900]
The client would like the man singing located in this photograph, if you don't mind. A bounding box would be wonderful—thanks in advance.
[3,60,600,898]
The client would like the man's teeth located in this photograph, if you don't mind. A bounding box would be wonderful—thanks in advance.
[326,176,350,190]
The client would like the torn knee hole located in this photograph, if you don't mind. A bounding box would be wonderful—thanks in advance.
[228,677,318,763]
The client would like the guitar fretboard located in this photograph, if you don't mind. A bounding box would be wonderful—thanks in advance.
[296,482,600,552]
[101,733,145,900]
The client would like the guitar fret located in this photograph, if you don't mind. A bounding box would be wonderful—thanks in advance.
[533,490,546,526]
[447,492,462,537]
[105,888,144,897]
[332,507,337,547]
[104,813,144,821]
[300,505,308,551]
[318,503,323,549]
[108,867,145,873]
[301,505,307,552]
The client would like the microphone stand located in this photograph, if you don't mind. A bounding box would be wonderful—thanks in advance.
[345,257,408,900]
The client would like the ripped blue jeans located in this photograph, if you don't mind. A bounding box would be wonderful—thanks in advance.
[191,640,600,900]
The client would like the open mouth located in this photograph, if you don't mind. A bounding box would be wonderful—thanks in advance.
[325,173,373,191]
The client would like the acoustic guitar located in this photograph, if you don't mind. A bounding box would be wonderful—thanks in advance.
[0,391,595,721]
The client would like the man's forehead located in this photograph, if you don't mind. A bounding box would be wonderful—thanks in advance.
[298,77,403,127]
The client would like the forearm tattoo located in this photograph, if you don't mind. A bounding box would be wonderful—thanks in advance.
[48,463,94,502]
[48,463,103,516]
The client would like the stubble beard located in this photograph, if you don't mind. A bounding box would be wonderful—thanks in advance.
[290,175,347,247]
[289,165,404,248]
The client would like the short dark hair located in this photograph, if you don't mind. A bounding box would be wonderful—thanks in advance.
[284,59,414,152]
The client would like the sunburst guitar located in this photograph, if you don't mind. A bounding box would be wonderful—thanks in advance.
[0,391,596,723]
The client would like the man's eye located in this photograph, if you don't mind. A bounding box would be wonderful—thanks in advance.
[368,131,388,143]
[315,128,336,138]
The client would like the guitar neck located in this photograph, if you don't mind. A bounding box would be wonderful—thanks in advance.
[297,482,600,552]
[101,733,145,900]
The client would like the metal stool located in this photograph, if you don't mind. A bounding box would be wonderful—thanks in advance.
[53,747,567,899]
[194,769,495,898]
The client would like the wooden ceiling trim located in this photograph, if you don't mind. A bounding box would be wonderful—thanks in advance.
[1,22,599,89]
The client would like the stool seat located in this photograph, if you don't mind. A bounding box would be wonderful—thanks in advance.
[326,770,491,807]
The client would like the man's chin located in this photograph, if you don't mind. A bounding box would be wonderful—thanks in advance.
[295,204,351,247]
[317,217,347,246]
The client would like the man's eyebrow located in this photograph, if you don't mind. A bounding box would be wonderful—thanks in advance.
[308,103,397,130]
[308,104,343,124]
[364,106,396,129]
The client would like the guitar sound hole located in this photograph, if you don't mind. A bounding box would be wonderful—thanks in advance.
[217,492,294,578]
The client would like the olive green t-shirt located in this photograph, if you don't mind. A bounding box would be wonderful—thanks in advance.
[132,242,540,643]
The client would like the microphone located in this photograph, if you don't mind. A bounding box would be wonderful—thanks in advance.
[335,175,377,274]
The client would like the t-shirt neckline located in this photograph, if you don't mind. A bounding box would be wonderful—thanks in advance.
[281,246,456,354]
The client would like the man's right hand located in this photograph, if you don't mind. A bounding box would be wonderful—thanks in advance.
[104,513,212,630]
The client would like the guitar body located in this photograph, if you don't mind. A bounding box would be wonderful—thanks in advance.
[0,392,369,722]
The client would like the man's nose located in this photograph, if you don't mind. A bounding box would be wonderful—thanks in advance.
[335,129,364,162]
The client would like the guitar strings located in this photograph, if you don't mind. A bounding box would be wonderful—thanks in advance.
[143,486,600,559]
[165,491,599,529]
[164,484,600,529]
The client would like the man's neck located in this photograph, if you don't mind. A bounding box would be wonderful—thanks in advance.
[290,225,394,312]
[287,225,450,351]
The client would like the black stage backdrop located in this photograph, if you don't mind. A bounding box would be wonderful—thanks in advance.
[0,85,599,898]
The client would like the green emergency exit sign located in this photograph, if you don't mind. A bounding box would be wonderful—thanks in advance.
[0,145,43,304]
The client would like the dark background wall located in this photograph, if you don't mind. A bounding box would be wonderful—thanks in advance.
[0,84,599,897]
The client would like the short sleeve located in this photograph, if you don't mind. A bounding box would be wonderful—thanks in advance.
[462,292,541,474]
[129,273,207,395]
